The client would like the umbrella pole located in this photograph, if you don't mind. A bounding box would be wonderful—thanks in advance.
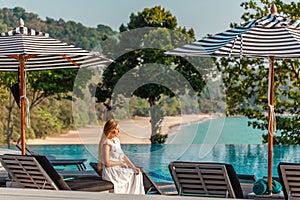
[267,56,275,193]
[19,55,26,155]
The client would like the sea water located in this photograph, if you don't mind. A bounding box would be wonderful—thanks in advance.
[166,116,263,144]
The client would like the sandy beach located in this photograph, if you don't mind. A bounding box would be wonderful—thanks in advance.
[27,114,211,145]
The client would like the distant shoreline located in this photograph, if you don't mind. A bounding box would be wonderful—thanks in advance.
[26,114,213,145]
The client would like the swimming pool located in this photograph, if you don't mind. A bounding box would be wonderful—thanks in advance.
[15,144,300,182]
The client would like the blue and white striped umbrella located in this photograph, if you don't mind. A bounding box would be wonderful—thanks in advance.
[0,19,112,71]
[166,5,298,193]
[166,12,300,58]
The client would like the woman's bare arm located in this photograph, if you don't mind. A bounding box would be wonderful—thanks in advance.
[123,155,140,174]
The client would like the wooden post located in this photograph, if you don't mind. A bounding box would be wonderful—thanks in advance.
[19,55,26,155]
[267,56,275,193]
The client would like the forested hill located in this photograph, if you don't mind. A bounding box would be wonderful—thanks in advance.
[0,7,117,51]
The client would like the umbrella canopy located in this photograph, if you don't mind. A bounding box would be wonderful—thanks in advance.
[0,20,110,71]
[166,4,297,193]
[167,5,300,58]
[0,19,112,155]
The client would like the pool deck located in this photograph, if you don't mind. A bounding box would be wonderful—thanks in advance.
[0,187,246,200]
[0,187,286,199]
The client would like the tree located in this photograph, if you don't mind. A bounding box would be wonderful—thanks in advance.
[96,6,210,143]
[218,0,300,144]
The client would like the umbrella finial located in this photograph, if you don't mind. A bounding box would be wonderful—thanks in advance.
[19,18,24,27]
[270,4,277,15]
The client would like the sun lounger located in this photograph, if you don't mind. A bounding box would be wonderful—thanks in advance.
[16,144,87,171]
[89,162,176,195]
[278,162,300,200]
[237,174,257,183]
[168,161,244,198]
[0,154,113,192]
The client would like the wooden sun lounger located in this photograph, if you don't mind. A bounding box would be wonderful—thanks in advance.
[168,161,244,198]
[0,154,113,192]
[16,144,87,171]
[278,162,300,200]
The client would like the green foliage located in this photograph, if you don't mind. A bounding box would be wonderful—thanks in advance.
[153,133,168,144]
[220,0,300,144]
[262,116,300,145]
[32,108,63,139]
[0,93,74,144]
[122,6,178,31]
[129,96,149,116]
[163,97,180,116]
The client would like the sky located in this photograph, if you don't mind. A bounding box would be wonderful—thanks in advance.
[0,0,246,39]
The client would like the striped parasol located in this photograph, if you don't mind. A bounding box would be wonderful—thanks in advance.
[0,19,112,155]
[166,4,297,193]
[0,20,111,71]
[167,7,300,58]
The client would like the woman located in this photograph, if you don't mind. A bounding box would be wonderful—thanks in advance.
[98,119,145,194]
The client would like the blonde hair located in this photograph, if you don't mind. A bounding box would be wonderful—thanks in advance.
[97,119,119,170]
[103,119,118,137]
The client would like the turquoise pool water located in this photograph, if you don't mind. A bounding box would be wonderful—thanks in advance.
[15,144,300,183]
[6,117,295,182]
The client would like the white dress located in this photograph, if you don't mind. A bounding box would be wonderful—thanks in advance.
[102,137,145,194]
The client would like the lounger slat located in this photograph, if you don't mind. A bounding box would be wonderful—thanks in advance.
[176,174,199,178]
[176,174,226,180]
[288,182,300,187]
[200,169,224,173]
[3,159,38,165]
[290,193,300,198]
[10,169,43,174]
[285,176,300,180]
[181,183,228,190]
[173,169,199,173]
[206,185,230,190]
[285,171,300,176]
[177,178,202,183]
[174,168,224,174]
[177,178,228,185]
[204,179,227,184]
[202,175,226,179]
[17,177,48,183]
[14,174,48,180]
[18,183,54,189]
[182,189,228,196]
[181,184,204,189]
[17,179,53,186]
[290,188,300,192]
